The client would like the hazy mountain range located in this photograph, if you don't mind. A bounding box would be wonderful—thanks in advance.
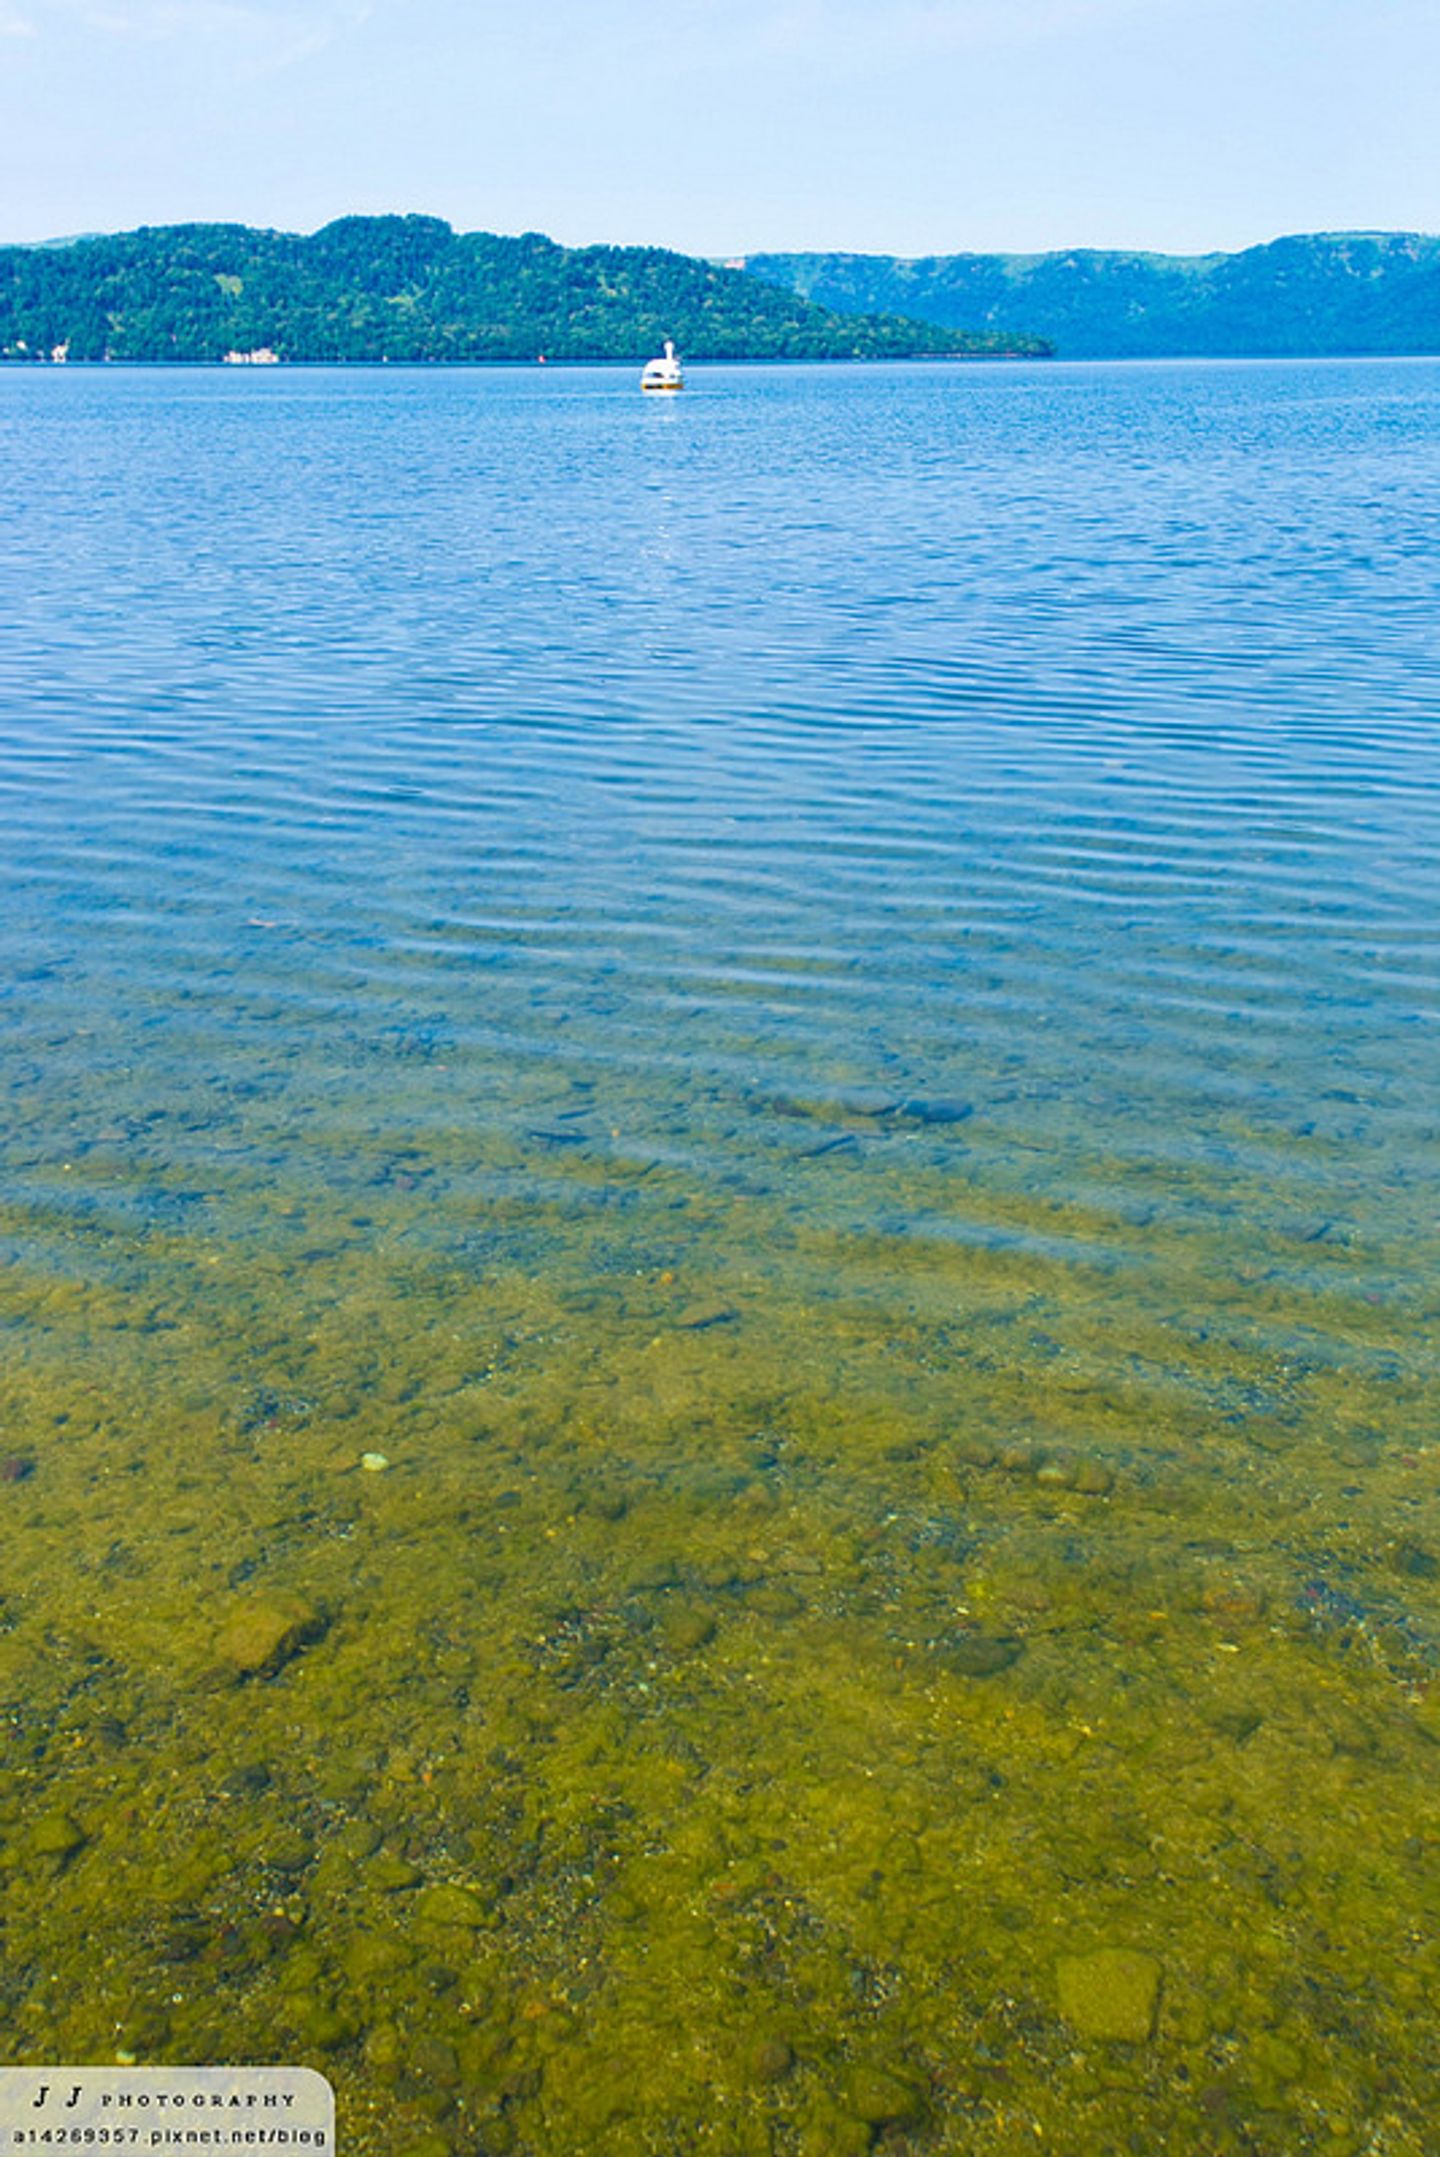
[736,231,1440,358]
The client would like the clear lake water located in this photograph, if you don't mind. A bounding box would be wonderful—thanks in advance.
[1,357,1439,2154]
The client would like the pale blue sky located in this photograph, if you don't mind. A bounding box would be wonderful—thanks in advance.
[2,0,1436,255]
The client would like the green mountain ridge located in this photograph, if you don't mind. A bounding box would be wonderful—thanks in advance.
[0,215,1049,364]
[737,231,1440,357]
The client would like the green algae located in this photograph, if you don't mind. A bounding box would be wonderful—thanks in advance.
[2,1034,1439,2157]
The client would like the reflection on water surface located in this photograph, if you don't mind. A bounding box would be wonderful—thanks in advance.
[1,359,1438,2154]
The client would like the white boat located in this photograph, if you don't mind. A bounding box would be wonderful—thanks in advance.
[641,340,684,393]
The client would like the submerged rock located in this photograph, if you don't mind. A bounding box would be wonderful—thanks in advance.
[291,1999,353,2051]
[746,1585,805,1620]
[415,1883,491,1929]
[1056,1947,1162,2041]
[212,1593,324,1680]
[660,1603,717,1653]
[1203,1578,1268,1623]
[676,1303,739,1331]
[367,1852,423,1892]
[892,1096,973,1127]
[1071,1458,1116,1496]
[951,1435,997,1467]
[932,1633,1024,1678]
[846,2064,926,2126]
[748,2036,794,2083]
[1389,1539,1438,1581]
[30,1811,87,1862]
[999,1442,1046,1475]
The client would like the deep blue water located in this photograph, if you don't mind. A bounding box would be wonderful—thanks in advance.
[4,361,1438,1315]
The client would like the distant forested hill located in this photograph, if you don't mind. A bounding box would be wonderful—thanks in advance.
[0,216,1050,363]
[737,232,1440,358]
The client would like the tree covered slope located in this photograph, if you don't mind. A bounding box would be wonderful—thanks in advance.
[738,232,1440,358]
[0,216,1051,363]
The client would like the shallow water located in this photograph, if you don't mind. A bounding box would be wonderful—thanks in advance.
[2,358,1439,2155]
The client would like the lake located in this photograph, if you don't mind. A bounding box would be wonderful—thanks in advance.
[2,358,1438,2154]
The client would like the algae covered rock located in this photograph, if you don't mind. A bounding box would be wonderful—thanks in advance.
[846,2064,926,2126]
[213,1593,324,1679]
[660,1602,717,1653]
[415,1882,491,1929]
[1056,1947,1162,2041]
[290,1998,353,2051]
[30,1811,87,1862]
[932,1632,1023,1677]
[367,1851,423,1892]
[745,1584,805,1620]
[747,2035,794,2083]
